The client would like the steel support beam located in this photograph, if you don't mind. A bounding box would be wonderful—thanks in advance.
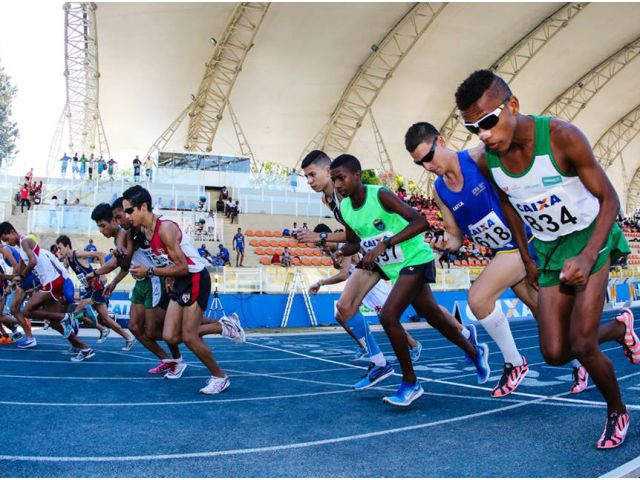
[418,2,587,192]
[542,36,640,121]
[369,109,394,172]
[185,2,270,152]
[594,104,640,171]
[298,2,445,168]
[626,165,640,213]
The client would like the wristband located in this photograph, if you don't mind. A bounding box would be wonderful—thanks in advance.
[148,267,155,277]
[318,278,324,287]
[383,238,392,249]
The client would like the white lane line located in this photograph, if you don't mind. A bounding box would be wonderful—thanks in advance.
[0,393,593,463]
[601,454,640,478]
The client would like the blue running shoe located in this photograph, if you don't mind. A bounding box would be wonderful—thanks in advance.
[353,362,394,390]
[71,315,80,336]
[409,341,423,362]
[16,337,37,349]
[464,324,478,364]
[350,346,368,361]
[383,381,424,406]
[473,343,491,384]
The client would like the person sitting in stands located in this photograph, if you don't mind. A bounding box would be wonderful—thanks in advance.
[217,244,230,266]
[281,246,292,267]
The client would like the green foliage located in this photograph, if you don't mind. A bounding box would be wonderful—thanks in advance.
[0,62,18,167]
[361,169,380,185]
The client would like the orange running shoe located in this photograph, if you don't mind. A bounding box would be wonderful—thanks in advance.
[597,412,629,449]
[616,308,640,364]
[491,356,529,397]
[570,366,589,394]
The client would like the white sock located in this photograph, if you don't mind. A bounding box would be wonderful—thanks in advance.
[370,352,386,367]
[461,326,470,339]
[478,304,522,366]
[570,359,582,368]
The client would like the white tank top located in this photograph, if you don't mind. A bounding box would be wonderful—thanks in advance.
[19,238,59,285]
[487,116,599,242]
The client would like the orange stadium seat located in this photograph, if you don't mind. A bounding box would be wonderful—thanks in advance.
[265,247,274,255]
[303,248,312,256]
[245,230,254,237]
[321,257,333,266]
[255,230,263,237]
[289,240,297,247]
[294,248,304,257]
[264,231,273,237]
[312,249,322,256]
[275,248,283,255]
[301,258,311,266]
[259,239,269,247]
[279,240,289,247]
[250,239,259,247]
[255,247,265,255]
[293,257,301,266]
[273,231,282,237]
[311,258,321,266]
[260,257,270,265]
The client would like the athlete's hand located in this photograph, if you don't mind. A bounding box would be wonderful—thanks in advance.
[333,249,345,267]
[363,243,385,268]
[308,282,321,295]
[296,230,320,244]
[130,264,149,279]
[523,258,539,291]
[165,277,175,293]
[103,282,115,298]
[429,232,450,251]
[560,252,596,287]
[85,271,96,283]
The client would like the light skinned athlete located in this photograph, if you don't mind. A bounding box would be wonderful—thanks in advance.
[123,186,230,394]
[456,69,637,448]
[331,154,489,406]
[300,151,425,388]
[0,222,95,361]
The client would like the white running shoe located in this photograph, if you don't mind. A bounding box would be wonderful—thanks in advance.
[97,328,111,344]
[70,348,95,362]
[122,337,136,351]
[164,360,187,380]
[219,313,246,344]
[199,376,230,395]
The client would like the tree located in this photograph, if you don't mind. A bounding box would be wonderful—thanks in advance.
[0,62,18,167]
[361,169,380,185]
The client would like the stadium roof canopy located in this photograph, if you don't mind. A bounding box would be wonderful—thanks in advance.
[96,2,640,207]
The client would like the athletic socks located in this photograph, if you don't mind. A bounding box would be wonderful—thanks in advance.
[478,303,523,366]
[347,312,386,367]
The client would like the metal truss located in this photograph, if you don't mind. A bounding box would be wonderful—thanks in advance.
[228,101,259,171]
[369,109,394,172]
[185,2,270,152]
[48,2,109,176]
[418,2,587,192]
[299,3,445,168]
[626,164,640,213]
[594,104,640,170]
[542,36,640,121]
[148,105,190,165]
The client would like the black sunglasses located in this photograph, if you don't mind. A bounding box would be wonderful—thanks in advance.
[414,138,438,166]
[124,207,135,215]
[463,96,511,134]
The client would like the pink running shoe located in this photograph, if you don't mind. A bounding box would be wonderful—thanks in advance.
[148,361,172,375]
[597,412,629,449]
[570,366,589,394]
[491,356,529,397]
[616,308,640,364]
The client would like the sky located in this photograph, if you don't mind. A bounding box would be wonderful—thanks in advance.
[0,1,67,178]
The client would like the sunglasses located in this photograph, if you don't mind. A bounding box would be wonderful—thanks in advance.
[414,138,437,166]
[462,97,511,134]
[124,207,135,215]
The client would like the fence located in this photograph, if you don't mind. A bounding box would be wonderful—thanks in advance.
[233,187,331,217]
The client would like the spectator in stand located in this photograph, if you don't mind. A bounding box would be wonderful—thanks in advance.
[233,227,245,267]
[59,153,70,178]
[271,251,281,265]
[25,168,33,184]
[225,197,234,217]
[72,153,79,179]
[219,186,229,201]
[198,243,212,259]
[281,246,292,267]
[79,153,87,179]
[144,156,155,182]
[48,195,59,228]
[107,158,117,180]
[289,169,298,192]
[97,156,106,179]
[84,238,97,263]
[206,211,216,236]
[132,155,141,182]
[230,200,240,224]
[439,248,451,269]
[282,227,291,237]
[301,222,309,230]
[73,197,80,206]
[33,181,43,205]
[215,198,225,213]
[19,184,30,213]
[217,243,231,266]
[88,153,95,180]
[291,222,300,236]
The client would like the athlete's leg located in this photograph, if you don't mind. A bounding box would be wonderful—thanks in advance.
[23,291,66,322]
[10,288,31,337]
[94,303,131,341]
[181,302,225,377]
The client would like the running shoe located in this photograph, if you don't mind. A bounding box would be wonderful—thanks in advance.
[122,337,136,352]
[199,376,230,395]
[62,346,81,355]
[464,323,478,364]
[353,362,394,390]
[615,308,640,364]
[597,411,630,449]
[409,341,423,363]
[97,328,111,344]
[219,313,246,344]
[383,381,424,407]
[350,346,368,361]
[472,343,491,384]
[11,332,24,343]
[16,337,37,349]
[82,305,98,326]
[491,356,529,397]
[70,348,95,362]
[148,361,172,375]
[61,313,73,338]
[570,366,589,394]
[42,320,50,330]
[164,361,187,380]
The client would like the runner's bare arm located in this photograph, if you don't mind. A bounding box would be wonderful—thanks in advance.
[133,222,189,278]
[432,189,463,252]
[18,238,38,278]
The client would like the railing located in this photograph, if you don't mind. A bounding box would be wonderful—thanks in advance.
[28,206,97,235]
[234,187,331,217]
[158,210,224,244]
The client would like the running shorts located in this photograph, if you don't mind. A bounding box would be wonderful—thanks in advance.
[20,272,40,291]
[170,269,211,310]
[398,260,437,284]
[130,276,168,309]
[362,279,391,314]
[41,275,66,303]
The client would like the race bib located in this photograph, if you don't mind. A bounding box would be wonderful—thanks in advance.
[76,272,88,288]
[467,211,512,250]
[360,231,404,265]
[513,186,581,241]
[142,248,170,268]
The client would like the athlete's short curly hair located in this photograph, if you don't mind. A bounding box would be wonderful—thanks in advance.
[455,69,512,112]
[330,154,361,173]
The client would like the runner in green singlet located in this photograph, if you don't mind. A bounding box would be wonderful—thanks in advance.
[455,69,638,449]
[331,154,489,407]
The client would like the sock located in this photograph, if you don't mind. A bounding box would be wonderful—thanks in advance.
[478,303,522,366]
[461,326,470,339]
[347,313,386,367]
[570,359,582,368]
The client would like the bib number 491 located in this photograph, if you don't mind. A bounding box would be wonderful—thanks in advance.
[524,205,577,233]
